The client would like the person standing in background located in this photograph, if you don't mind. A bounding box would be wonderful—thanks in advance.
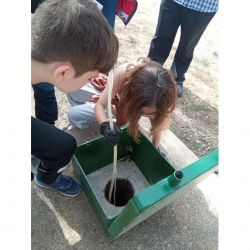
[148,0,218,97]
[98,0,119,30]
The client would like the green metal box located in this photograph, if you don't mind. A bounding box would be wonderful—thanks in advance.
[72,127,218,239]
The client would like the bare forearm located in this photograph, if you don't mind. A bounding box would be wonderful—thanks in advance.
[150,116,170,148]
[152,130,161,148]
[94,103,108,124]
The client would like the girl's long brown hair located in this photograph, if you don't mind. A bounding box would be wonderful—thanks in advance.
[118,57,177,142]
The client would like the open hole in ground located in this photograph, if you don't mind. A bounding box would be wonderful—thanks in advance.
[104,178,135,207]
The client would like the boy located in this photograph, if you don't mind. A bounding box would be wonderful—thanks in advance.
[31,0,119,196]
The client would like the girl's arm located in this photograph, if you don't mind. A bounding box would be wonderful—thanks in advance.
[94,66,126,124]
[151,116,170,148]
[94,91,109,124]
[152,130,162,148]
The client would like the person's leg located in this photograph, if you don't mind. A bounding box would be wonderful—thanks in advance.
[32,82,58,125]
[98,0,119,30]
[171,8,216,96]
[67,101,111,130]
[31,117,81,196]
[147,0,181,65]
[67,102,98,129]
[66,83,103,129]
[66,83,100,107]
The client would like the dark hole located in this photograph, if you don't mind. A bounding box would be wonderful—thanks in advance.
[104,178,135,207]
[175,171,184,180]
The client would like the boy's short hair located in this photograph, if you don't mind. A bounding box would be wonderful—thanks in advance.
[32,0,119,76]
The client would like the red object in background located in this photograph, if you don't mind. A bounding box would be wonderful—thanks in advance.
[116,0,138,25]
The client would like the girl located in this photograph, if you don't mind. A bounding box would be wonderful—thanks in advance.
[95,57,177,148]
[65,57,177,149]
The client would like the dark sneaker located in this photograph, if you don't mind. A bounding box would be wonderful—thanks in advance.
[35,173,81,197]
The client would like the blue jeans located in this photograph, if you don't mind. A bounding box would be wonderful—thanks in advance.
[66,83,113,129]
[98,0,119,30]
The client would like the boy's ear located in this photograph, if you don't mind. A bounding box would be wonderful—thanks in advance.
[53,65,75,83]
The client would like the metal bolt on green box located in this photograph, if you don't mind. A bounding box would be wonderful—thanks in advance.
[72,127,218,239]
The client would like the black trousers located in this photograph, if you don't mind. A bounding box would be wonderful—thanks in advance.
[31,117,77,184]
[148,0,216,83]
[31,0,43,13]
[32,85,58,125]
